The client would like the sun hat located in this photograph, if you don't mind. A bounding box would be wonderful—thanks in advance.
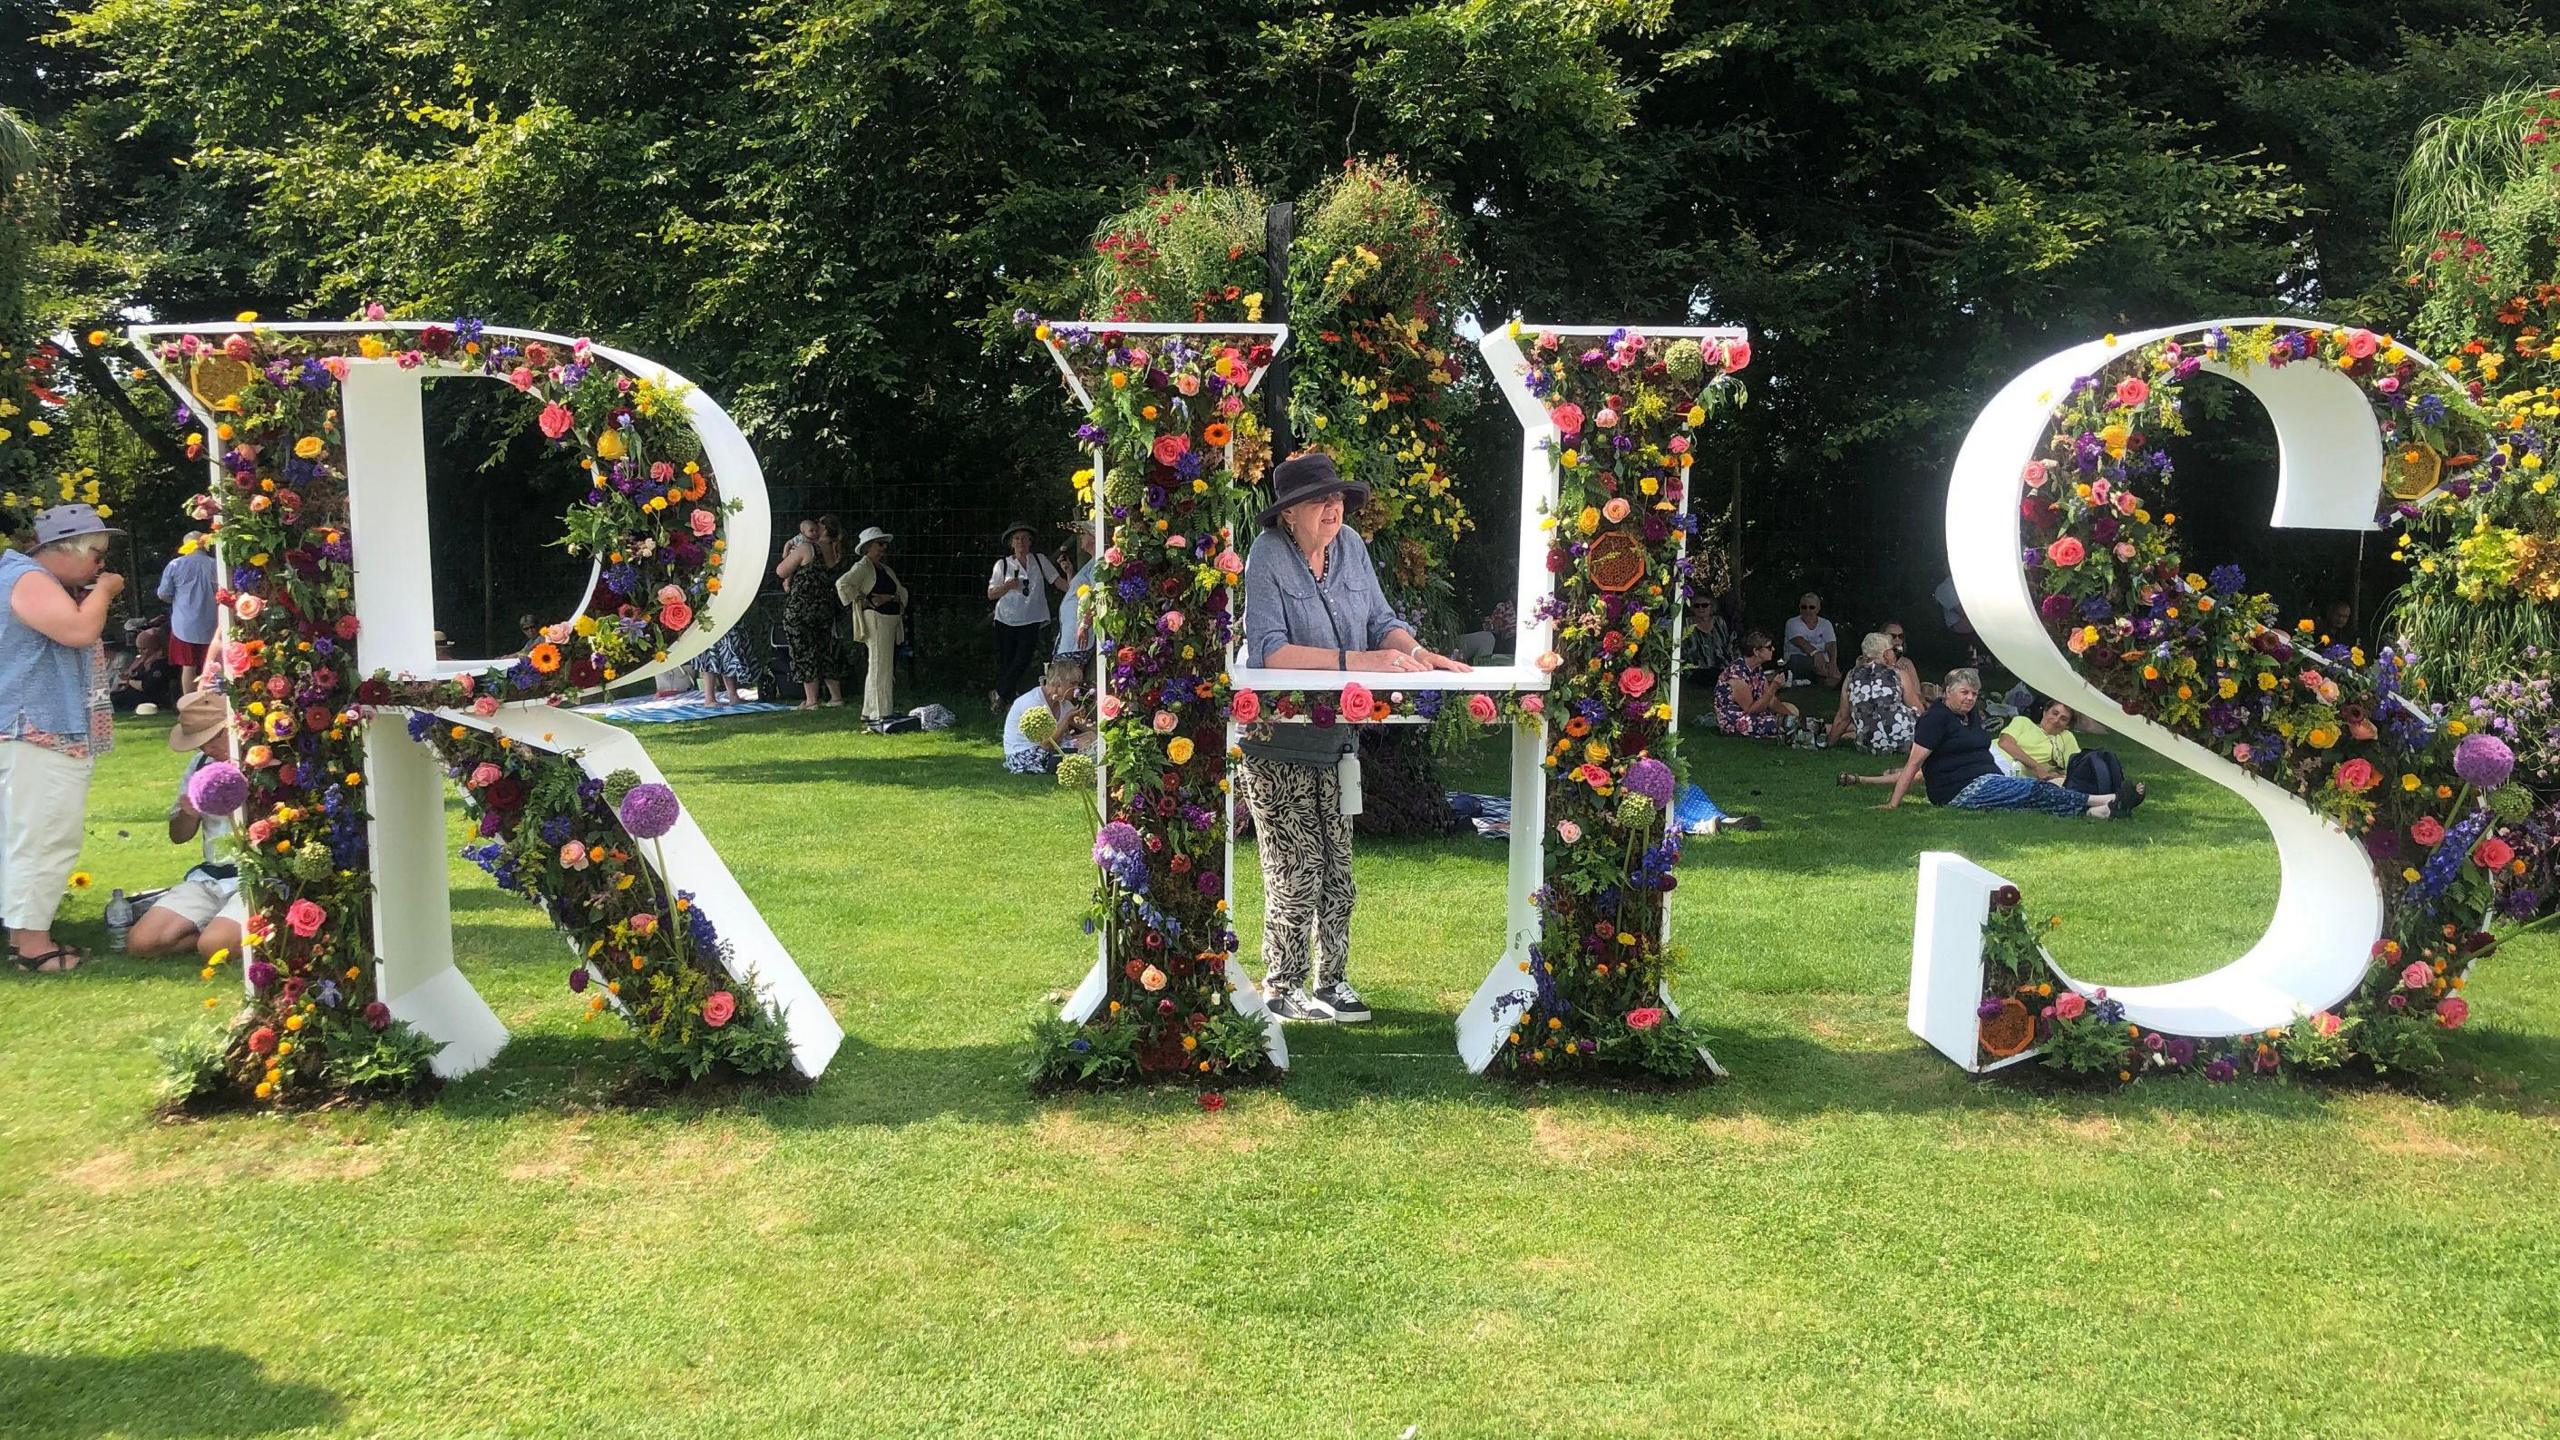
[999,520,1035,546]
[31,503,121,545]
[856,526,893,549]
[1256,451,1368,528]
[167,688,231,753]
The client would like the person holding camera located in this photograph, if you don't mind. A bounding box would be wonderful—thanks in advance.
[837,526,909,723]
[986,520,1065,711]
[4,504,124,973]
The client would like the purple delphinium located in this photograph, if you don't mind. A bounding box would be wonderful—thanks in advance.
[617,782,682,839]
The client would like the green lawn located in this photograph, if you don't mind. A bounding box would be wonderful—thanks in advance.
[4,697,2556,1438]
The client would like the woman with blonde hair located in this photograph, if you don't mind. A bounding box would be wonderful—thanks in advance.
[3,505,125,972]
[1828,630,1922,754]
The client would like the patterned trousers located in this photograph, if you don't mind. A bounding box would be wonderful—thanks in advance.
[1951,772,2090,817]
[1241,757,1355,992]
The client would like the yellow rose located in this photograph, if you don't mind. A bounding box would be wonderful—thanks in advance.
[1167,737,1195,765]
[595,429,627,460]
[1576,506,1601,535]
[294,436,324,459]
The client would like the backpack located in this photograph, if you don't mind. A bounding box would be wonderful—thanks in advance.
[2066,748,2141,814]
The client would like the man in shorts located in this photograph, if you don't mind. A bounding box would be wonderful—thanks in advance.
[126,689,246,959]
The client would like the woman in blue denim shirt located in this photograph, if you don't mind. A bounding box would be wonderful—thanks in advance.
[1238,452,1468,1022]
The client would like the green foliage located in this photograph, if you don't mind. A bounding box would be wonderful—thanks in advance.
[2042,1012,2134,1077]
[1082,178,1271,324]
[2275,1010,2360,1071]
[150,1015,236,1109]
[312,1012,446,1098]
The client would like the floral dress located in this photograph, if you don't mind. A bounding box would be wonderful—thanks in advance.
[781,538,851,685]
[1842,659,1918,754]
[1714,659,1784,739]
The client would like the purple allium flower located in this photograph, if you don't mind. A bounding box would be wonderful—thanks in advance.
[2453,733,2515,790]
[568,967,590,994]
[1977,997,2008,1020]
[617,782,682,839]
[187,760,250,815]
[1624,757,1676,807]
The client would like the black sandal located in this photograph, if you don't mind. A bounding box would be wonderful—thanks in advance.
[12,946,83,974]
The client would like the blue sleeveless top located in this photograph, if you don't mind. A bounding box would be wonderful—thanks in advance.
[1,548,112,756]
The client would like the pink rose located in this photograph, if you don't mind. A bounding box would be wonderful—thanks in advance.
[2114,491,2138,515]
[1231,689,1261,724]
[688,509,716,537]
[234,594,263,620]
[1536,650,1563,674]
[702,991,736,1028]
[471,695,500,717]
[2112,542,2136,561]
[2313,1011,2343,1037]
[2046,536,2087,568]
[1215,550,1243,575]
[1549,402,1586,437]
[2091,479,2113,505]
[538,402,576,440]
[1719,337,1751,372]
[2402,961,2433,990]
[222,333,252,360]
[2376,375,2400,395]
[2113,376,2151,407]
[1557,820,1583,844]
[1602,497,1631,523]
[1625,1006,1667,1031]
[1468,692,1499,724]
[1160,610,1185,633]
[659,602,694,631]
[1340,683,1375,723]
[334,615,361,641]
[1618,667,1656,699]
[1594,406,1620,430]
[1104,546,1124,566]
[629,912,658,936]
[2437,995,2469,1028]
[1099,694,1123,720]
[2022,460,2049,489]
[656,584,685,608]
[2055,991,2087,1020]
[469,763,503,789]
[1520,695,1543,714]
[560,841,589,870]
[1152,434,1189,466]
[263,675,290,699]
[223,642,253,674]
[246,819,274,846]
[2342,328,2379,359]
[1151,709,1177,734]
[507,367,535,391]
[321,356,350,381]
[1668,435,1690,454]
[286,898,328,939]
[2411,815,2445,846]
[2333,758,2379,792]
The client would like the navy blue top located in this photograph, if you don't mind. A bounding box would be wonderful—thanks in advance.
[1913,701,1998,805]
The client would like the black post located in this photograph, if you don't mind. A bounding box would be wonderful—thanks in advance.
[1263,201,1295,460]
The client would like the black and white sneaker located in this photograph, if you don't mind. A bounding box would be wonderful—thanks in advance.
[1310,980,1371,1023]
[1263,987,1335,1023]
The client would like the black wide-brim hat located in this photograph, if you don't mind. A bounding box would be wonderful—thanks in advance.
[1256,451,1369,528]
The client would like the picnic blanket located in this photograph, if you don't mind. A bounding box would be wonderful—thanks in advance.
[573,695,794,724]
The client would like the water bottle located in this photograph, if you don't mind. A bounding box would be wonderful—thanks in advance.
[105,888,135,951]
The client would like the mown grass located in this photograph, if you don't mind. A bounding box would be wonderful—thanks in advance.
[2,693,2555,1439]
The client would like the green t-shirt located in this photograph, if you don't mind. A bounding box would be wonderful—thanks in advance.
[2000,714,2080,773]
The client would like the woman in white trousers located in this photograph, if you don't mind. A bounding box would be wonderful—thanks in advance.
[3,504,126,973]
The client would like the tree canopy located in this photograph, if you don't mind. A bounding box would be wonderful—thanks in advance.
[12,0,2560,636]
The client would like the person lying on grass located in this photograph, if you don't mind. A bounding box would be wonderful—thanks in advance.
[1862,668,2130,819]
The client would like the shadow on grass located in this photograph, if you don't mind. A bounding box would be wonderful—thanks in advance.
[0,1347,342,1437]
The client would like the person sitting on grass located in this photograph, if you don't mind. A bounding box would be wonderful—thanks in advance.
[1003,659,1094,776]
[126,689,247,960]
[1714,631,1803,741]
[1781,592,1841,685]
[1826,631,1921,753]
[1873,668,2125,818]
